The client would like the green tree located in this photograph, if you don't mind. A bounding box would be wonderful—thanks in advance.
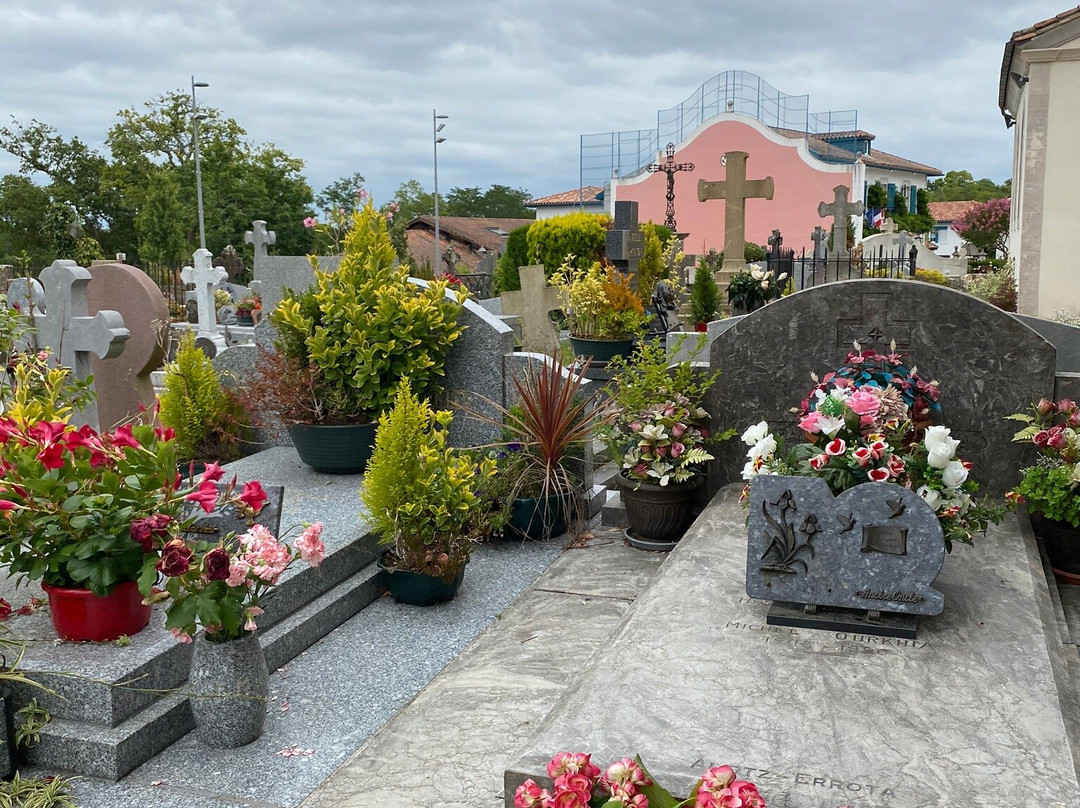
[637,221,665,299]
[316,172,367,213]
[493,224,532,294]
[389,179,436,222]
[477,184,534,219]
[0,174,53,267]
[135,168,189,266]
[525,212,609,276]
[926,170,1010,202]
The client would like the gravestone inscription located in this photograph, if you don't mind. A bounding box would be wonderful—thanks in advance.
[181,484,284,542]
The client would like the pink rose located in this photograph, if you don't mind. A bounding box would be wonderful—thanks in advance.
[888,455,905,476]
[1046,426,1068,449]
[1033,430,1050,447]
[655,445,668,457]
[808,453,827,471]
[847,388,881,417]
[672,423,687,438]
[670,442,685,459]
[852,447,873,467]
[514,780,549,808]
[825,438,846,457]
[1058,398,1078,413]
[869,439,888,459]
[868,467,890,482]
[629,421,643,433]
[1037,398,1055,416]
[295,522,325,567]
[798,411,821,433]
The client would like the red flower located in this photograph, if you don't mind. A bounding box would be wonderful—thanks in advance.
[37,443,65,470]
[868,467,890,482]
[1033,430,1050,447]
[0,599,11,621]
[238,481,268,514]
[0,419,17,443]
[1058,399,1078,414]
[111,424,141,449]
[204,547,231,581]
[824,438,846,457]
[809,453,828,471]
[130,519,155,552]
[0,500,16,513]
[157,539,193,577]
[200,462,225,484]
[185,480,219,514]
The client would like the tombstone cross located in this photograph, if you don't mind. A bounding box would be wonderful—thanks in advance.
[34,260,129,429]
[817,185,865,260]
[835,291,916,352]
[244,221,276,260]
[768,229,783,255]
[698,151,775,272]
[811,226,828,261]
[605,200,643,275]
[500,265,561,355]
[645,142,695,231]
[881,218,898,235]
[181,249,229,339]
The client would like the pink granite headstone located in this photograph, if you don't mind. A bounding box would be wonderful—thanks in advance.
[86,263,169,430]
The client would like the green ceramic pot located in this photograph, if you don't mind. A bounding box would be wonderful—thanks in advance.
[378,555,465,606]
[288,422,377,474]
[507,494,567,540]
[568,336,634,363]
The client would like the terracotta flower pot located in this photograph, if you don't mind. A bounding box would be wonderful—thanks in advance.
[189,633,269,748]
[693,323,708,333]
[42,580,152,642]
[616,474,703,549]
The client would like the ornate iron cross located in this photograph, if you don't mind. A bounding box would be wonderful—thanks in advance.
[646,142,695,230]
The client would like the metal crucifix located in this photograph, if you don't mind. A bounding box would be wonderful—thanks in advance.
[646,142,695,231]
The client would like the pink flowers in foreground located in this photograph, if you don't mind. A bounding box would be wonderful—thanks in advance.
[515,753,765,808]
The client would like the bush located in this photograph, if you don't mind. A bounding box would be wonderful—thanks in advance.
[636,221,665,300]
[963,264,1016,312]
[689,260,720,324]
[525,212,610,276]
[714,242,766,264]
[493,224,531,294]
[159,331,250,462]
[271,202,465,424]
[915,269,949,285]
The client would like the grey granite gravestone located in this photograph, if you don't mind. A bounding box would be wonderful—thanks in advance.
[706,280,1055,496]
[255,254,343,314]
[6,276,44,315]
[181,484,284,542]
[605,200,642,275]
[507,486,1080,807]
[747,477,944,636]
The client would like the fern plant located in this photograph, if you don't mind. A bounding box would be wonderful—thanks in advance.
[360,381,495,581]
[158,332,249,462]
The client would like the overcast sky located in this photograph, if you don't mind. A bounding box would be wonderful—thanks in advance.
[0,1,1066,211]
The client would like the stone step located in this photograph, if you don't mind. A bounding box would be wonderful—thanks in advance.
[24,566,386,780]
[601,488,628,529]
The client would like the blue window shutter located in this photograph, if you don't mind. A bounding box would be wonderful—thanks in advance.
[887,183,896,208]
[910,189,917,214]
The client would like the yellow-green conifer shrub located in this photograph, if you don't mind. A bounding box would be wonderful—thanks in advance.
[636,221,665,300]
[159,332,248,462]
[272,201,466,423]
[360,381,495,581]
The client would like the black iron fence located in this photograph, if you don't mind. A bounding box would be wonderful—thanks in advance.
[769,244,920,291]
[142,264,187,313]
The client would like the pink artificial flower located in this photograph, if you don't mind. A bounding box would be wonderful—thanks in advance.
[238,480,268,513]
[226,559,250,587]
[170,628,192,644]
[552,790,589,808]
[1033,430,1050,447]
[655,445,668,457]
[852,447,873,468]
[868,467,890,482]
[672,423,687,438]
[670,442,685,459]
[242,523,276,548]
[629,421,643,433]
[554,773,593,796]
[295,522,325,567]
[547,752,600,779]
[847,388,881,417]
[514,780,550,808]
[808,453,827,471]
[602,758,651,794]
[869,439,888,459]
[824,438,846,457]
[728,781,766,808]
[700,765,735,792]
[1037,398,1055,416]
[303,217,317,228]
[1046,426,1068,449]
[244,606,264,632]
[185,479,219,513]
[797,411,821,434]
[1058,399,1078,413]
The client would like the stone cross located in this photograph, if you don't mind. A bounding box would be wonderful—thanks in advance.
[500,265,560,355]
[811,226,828,261]
[605,201,643,275]
[835,291,916,352]
[244,220,276,260]
[818,185,865,260]
[181,249,229,339]
[767,229,783,255]
[881,218,898,235]
[698,151,775,272]
[34,260,129,429]
[645,142,695,231]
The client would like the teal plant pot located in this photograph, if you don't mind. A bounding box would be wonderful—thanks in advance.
[288,422,376,474]
[379,555,465,606]
[568,336,634,363]
[507,494,567,540]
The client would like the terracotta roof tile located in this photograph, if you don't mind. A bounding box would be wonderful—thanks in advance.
[527,186,605,207]
[406,216,535,253]
[816,130,876,141]
[1000,5,1080,115]
[928,200,981,222]
[863,148,942,176]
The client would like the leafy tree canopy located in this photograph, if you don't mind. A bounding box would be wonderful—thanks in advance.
[927,170,1010,203]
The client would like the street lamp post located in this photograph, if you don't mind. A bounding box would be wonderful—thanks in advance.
[433,110,448,275]
[191,76,210,251]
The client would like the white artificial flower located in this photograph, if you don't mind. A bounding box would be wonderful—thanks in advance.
[816,415,845,437]
[748,434,777,462]
[750,268,764,281]
[942,460,969,488]
[923,426,959,456]
[1071,463,1080,487]
[927,444,954,469]
[742,460,759,481]
[641,424,666,441]
[741,421,769,447]
[917,485,942,510]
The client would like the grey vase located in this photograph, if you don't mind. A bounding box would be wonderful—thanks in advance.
[188,633,269,748]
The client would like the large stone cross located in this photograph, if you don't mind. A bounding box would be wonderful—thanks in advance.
[605,201,643,275]
[500,265,560,355]
[34,260,129,429]
[767,228,783,255]
[244,220,276,260]
[818,185,865,260]
[698,151,774,272]
[881,218,898,235]
[181,248,229,338]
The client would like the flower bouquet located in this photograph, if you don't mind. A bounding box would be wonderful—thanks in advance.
[1007,397,1080,526]
[515,752,765,808]
[741,348,1005,551]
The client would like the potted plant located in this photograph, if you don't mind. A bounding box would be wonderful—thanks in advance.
[742,348,1005,553]
[265,201,466,473]
[361,381,496,605]
[234,293,260,326]
[1008,397,1080,581]
[515,751,766,808]
[157,512,324,747]
[689,258,721,331]
[551,258,648,361]
[600,343,728,549]
[726,267,786,315]
[159,331,251,473]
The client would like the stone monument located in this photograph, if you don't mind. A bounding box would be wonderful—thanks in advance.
[698,151,774,275]
[180,248,228,354]
[818,184,865,262]
[605,201,643,276]
[499,265,560,355]
[244,220,276,260]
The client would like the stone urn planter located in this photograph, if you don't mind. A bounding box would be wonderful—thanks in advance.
[507,494,567,541]
[288,422,377,474]
[1042,519,1080,584]
[188,634,269,748]
[568,336,634,363]
[616,475,703,551]
[42,580,152,643]
[378,555,465,606]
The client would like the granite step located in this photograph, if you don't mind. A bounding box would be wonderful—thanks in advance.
[23,565,385,780]
[601,488,628,529]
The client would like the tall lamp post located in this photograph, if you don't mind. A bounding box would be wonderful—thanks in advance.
[433,110,448,275]
[191,76,210,250]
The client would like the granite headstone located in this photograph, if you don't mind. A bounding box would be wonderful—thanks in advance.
[181,483,284,542]
[605,201,642,275]
[706,280,1055,496]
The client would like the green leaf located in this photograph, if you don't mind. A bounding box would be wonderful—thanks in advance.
[635,756,680,808]
[196,595,223,628]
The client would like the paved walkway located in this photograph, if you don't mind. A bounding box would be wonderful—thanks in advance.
[301,527,664,808]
